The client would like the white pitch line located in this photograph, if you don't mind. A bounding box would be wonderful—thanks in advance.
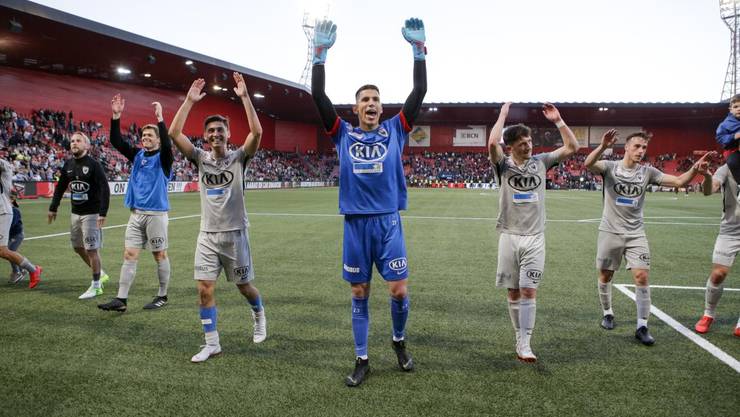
[25,214,202,241]
[619,284,740,292]
[614,284,740,373]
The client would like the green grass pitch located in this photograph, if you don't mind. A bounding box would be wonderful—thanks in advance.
[1,188,737,417]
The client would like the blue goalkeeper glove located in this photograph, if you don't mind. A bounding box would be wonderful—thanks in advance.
[313,20,337,65]
[402,18,426,61]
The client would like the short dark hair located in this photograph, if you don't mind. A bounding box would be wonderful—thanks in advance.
[203,114,229,130]
[141,124,159,138]
[731,94,740,105]
[355,84,380,100]
[503,124,531,146]
[625,131,652,143]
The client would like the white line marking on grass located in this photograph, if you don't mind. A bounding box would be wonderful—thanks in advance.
[614,284,740,373]
[25,214,202,241]
[619,284,740,292]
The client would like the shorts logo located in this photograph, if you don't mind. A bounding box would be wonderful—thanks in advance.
[150,237,165,247]
[638,253,650,264]
[508,174,541,191]
[349,142,388,162]
[233,266,250,278]
[389,257,408,272]
[195,265,210,272]
[526,269,543,284]
[201,171,234,188]
[70,181,90,193]
[84,236,97,244]
[343,264,360,274]
[614,182,643,198]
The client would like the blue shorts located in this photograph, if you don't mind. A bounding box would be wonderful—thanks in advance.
[342,212,408,283]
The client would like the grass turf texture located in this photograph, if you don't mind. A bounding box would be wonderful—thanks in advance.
[1,189,738,417]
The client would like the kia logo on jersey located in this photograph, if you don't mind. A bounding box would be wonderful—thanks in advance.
[70,181,90,193]
[201,171,234,188]
[389,257,407,272]
[508,174,541,191]
[614,183,643,198]
[349,142,388,162]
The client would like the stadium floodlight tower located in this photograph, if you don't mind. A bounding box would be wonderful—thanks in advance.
[299,1,332,88]
[721,0,740,101]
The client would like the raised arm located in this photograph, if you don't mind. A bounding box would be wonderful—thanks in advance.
[488,102,511,164]
[168,79,206,160]
[232,72,262,157]
[543,103,579,162]
[400,18,427,125]
[696,160,721,196]
[585,129,618,173]
[153,101,173,178]
[311,20,339,132]
[110,94,138,162]
[661,151,716,188]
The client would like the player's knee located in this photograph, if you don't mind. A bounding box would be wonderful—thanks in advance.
[633,270,649,285]
[152,250,167,262]
[123,249,139,261]
[599,270,614,283]
[351,283,370,298]
[389,284,407,299]
[520,287,537,299]
[0,246,10,259]
[710,267,728,284]
[197,284,215,305]
[507,288,521,301]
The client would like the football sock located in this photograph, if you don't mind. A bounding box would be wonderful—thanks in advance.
[92,272,101,288]
[247,295,263,312]
[200,306,218,342]
[635,285,651,328]
[598,281,613,315]
[117,260,137,299]
[351,297,369,358]
[704,278,723,318]
[519,298,536,348]
[390,295,409,342]
[157,258,170,297]
[507,298,520,333]
[19,257,36,273]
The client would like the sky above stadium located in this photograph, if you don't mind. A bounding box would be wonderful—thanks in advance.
[35,0,728,104]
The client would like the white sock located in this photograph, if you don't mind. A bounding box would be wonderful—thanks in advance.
[157,258,171,297]
[635,285,651,328]
[704,279,723,318]
[507,299,520,333]
[205,331,220,347]
[92,280,101,289]
[598,281,613,316]
[117,260,137,299]
[519,298,536,348]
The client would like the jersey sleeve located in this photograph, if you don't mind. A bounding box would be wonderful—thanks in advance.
[536,152,560,171]
[714,164,729,184]
[595,160,613,176]
[647,166,664,186]
[329,118,348,146]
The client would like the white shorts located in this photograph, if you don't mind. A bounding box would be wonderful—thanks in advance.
[70,214,102,250]
[0,213,10,246]
[712,234,740,267]
[194,229,254,283]
[124,212,168,251]
[596,231,650,271]
[496,232,545,289]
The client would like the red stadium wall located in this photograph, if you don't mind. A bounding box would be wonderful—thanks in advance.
[0,66,276,146]
[274,120,318,152]
[640,127,717,155]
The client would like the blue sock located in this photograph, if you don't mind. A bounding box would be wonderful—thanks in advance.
[390,296,409,341]
[351,297,369,358]
[199,306,218,333]
[247,296,263,312]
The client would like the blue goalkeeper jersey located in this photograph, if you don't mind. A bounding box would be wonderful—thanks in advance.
[330,112,412,215]
[124,149,170,211]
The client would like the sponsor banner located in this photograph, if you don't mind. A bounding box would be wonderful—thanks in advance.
[245,182,283,189]
[408,125,431,147]
[109,181,199,195]
[299,181,334,188]
[464,183,496,190]
[453,125,487,147]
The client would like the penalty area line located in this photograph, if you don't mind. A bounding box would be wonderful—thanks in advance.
[614,284,740,373]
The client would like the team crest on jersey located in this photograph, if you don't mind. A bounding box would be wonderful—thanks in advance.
[82,166,89,175]
[69,181,90,193]
[378,127,389,137]
[526,163,539,174]
[201,170,234,188]
[508,174,541,191]
[613,182,643,198]
[349,141,388,162]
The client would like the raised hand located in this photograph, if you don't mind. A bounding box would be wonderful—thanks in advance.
[152,102,163,121]
[187,79,207,103]
[500,102,512,118]
[233,72,249,98]
[541,102,562,124]
[402,18,426,60]
[601,129,618,148]
[313,20,337,65]
[693,151,716,175]
[111,94,125,119]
